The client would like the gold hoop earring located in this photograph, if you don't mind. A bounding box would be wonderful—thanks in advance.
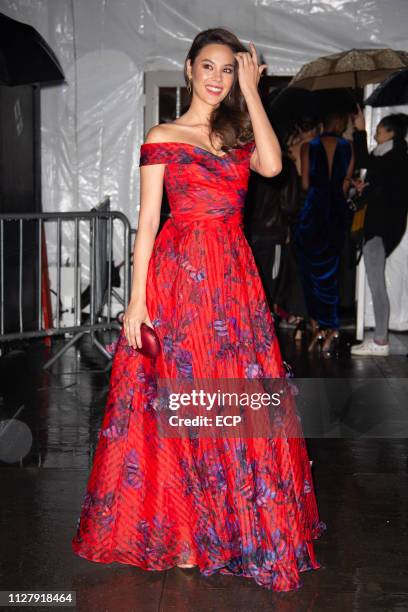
[187,79,192,95]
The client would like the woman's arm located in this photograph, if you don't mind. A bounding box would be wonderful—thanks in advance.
[234,43,282,178]
[300,142,310,192]
[352,105,371,169]
[353,130,371,169]
[343,141,355,196]
[123,126,166,349]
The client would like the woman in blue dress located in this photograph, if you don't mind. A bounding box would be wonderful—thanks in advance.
[293,112,354,354]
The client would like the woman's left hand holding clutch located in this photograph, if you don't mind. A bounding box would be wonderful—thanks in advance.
[122,298,153,350]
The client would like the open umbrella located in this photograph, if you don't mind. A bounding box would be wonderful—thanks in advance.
[289,48,408,91]
[268,87,357,122]
[365,69,408,107]
[0,12,65,86]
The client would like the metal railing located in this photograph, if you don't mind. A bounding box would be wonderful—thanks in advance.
[0,198,131,368]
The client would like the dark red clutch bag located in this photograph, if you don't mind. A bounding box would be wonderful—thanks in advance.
[136,322,161,359]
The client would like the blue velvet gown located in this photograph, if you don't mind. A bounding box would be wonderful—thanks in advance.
[293,132,352,330]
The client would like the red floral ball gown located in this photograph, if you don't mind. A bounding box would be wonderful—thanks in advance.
[71,140,326,591]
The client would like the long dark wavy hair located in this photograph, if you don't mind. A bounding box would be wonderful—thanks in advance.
[183,28,254,151]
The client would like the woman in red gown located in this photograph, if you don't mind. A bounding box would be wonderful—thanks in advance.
[72,28,325,592]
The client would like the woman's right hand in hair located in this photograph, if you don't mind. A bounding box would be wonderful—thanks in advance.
[353,105,366,131]
[122,299,153,350]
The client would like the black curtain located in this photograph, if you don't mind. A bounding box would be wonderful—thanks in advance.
[0,84,41,334]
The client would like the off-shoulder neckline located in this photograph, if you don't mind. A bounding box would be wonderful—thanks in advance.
[141,140,253,160]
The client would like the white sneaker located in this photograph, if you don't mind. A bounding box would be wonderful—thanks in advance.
[351,339,390,356]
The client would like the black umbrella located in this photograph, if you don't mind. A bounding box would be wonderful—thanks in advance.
[0,12,65,86]
[267,87,357,123]
[365,69,408,107]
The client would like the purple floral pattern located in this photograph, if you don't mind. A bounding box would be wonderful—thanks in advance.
[72,141,325,591]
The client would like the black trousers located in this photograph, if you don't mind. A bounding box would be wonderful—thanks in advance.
[248,235,278,310]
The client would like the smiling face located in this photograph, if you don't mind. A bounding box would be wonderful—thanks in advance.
[186,43,236,106]
[375,123,394,144]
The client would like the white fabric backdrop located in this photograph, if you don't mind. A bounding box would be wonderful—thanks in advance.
[1,0,408,326]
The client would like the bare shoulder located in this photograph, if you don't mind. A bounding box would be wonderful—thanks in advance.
[145,122,185,144]
[144,124,171,144]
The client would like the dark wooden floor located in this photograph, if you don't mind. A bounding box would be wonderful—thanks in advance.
[1,326,408,611]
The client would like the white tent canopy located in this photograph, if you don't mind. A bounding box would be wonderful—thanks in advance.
[2,0,408,329]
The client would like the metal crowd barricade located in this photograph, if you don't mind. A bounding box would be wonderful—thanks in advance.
[0,198,131,369]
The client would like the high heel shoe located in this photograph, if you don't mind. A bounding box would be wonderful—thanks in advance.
[294,318,306,341]
[308,328,325,352]
[322,329,341,356]
[176,564,197,576]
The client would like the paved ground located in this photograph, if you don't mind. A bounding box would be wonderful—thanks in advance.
[1,327,407,611]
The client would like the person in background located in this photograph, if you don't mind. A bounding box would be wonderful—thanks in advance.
[293,111,354,355]
[245,135,300,312]
[351,108,408,356]
[287,118,321,175]
[273,118,320,340]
